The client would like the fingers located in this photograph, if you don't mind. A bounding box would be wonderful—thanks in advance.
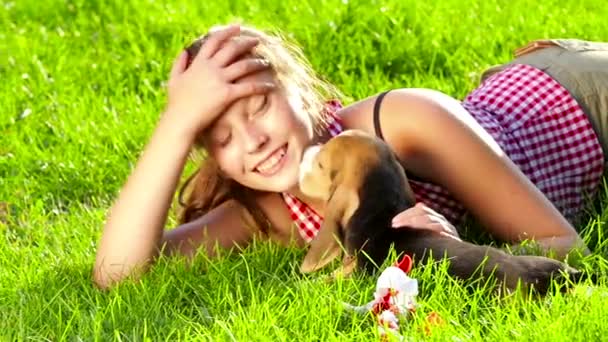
[391,202,425,227]
[428,215,462,241]
[393,214,442,232]
[392,211,425,228]
[394,217,461,241]
[438,231,462,241]
[227,81,276,102]
[197,24,241,60]
[391,202,462,241]
[169,50,188,82]
[424,222,452,236]
[183,24,261,77]
[223,58,271,81]
[213,37,261,67]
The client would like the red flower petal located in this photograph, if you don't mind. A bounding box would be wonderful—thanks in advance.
[395,254,412,274]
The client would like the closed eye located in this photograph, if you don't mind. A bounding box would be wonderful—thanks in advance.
[252,95,269,117]
[212,131,232,147]
[219,135,232,147]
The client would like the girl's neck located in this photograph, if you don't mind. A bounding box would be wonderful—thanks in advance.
[285,185,326,216]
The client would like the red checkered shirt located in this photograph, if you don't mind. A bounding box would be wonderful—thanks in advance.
[282,64,604,243]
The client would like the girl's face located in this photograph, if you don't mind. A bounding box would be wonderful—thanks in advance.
[204,70,316,193]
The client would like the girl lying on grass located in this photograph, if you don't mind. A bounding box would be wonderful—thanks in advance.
[93,23,608,289]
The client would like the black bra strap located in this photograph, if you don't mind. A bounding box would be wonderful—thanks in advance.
[372,90,428,184]
[373,90,391,141]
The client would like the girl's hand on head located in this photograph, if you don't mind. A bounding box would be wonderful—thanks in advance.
[164,24,275,140]
[391,202,461,241]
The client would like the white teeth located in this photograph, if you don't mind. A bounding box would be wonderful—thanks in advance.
[256,147,286,173]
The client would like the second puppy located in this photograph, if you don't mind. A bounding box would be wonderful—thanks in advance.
[298,129,582,295]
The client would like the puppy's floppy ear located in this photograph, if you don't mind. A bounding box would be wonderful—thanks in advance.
[300,218,343,273]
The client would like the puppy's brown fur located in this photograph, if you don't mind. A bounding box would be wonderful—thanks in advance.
[299,130,582,295]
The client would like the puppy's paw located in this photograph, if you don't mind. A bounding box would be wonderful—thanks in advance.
[515,256,581,295]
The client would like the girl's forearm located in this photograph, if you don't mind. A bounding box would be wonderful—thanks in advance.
[510,234,590,260]
[93,112,196,289]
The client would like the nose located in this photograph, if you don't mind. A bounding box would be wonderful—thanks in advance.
[243,125,269,154]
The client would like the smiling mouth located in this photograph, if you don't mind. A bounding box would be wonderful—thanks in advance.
[254,144,288,176]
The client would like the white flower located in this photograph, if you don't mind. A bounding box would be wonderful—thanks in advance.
[376,266,419,296]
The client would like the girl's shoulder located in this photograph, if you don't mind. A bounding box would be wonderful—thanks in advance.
[335,88,468,157]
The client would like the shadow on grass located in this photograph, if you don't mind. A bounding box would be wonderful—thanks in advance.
[6,241,371,340]
[7,212,608,340]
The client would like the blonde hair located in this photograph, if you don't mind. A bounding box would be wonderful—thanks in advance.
[177,24,343,234]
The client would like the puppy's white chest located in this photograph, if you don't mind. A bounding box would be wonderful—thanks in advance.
[299,144,322,184]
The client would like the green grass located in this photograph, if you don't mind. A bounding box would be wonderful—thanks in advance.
[3,0,608,340]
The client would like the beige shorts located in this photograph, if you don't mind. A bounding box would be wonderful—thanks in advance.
[480,39,608,163]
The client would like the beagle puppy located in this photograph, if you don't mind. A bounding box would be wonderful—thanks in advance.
[298,129,582,295]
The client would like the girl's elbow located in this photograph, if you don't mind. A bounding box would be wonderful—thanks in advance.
[91,255,152,290]
[91,263,118,290]
[535,233,590,260]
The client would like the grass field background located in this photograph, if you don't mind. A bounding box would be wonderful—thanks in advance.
[3,0,608,340]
